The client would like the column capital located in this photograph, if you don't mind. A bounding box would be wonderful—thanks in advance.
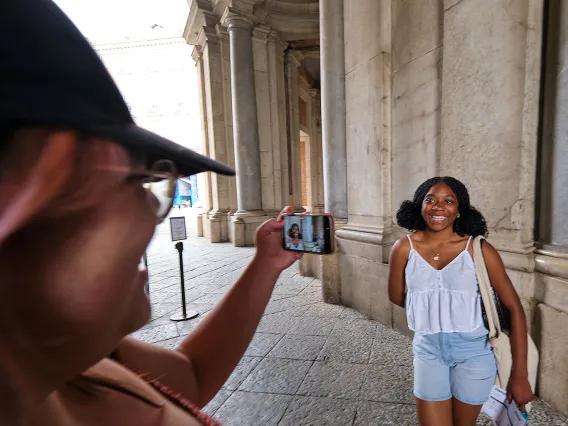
[196,25,220,49]
[215,24,229,41]
[267,30,288,51]
[252,24,272,41]
[191,45,203,63]
[286,50,302,68]
[221,8,257,32]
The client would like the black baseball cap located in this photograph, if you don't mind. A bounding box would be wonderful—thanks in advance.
[0,0,234,177]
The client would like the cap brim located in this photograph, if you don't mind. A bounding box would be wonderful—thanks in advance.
[83,123,235,177]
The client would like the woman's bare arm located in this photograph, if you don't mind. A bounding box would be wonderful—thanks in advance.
[482,241,533,407]
[388,238,410,307]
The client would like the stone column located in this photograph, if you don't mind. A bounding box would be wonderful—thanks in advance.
[225,14,263,213]
[319,0,349,305]
[192,46,210,238]
[286,51,304,212]
[319,0,347,219]
[310,89,325,213]
[535,0,568,415]
[222,10,268,246]
[192,23,233,243]
[538,0,568,253]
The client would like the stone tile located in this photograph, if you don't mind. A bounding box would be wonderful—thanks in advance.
[268,334,326,361]
[214,391,292,426]
[287,315,339,336]
[370,327,413,367]
[130,323,179,344]
[256,312,300,334]
[318,334,374,364]
[359,363,414,405]
[244,332,283,357]
[304,302,346,318]
[279,396,357,426]
[192,293,225,305]
[239,358,312,395]
[203,388,233,417]
[340,307,369,320]
[224,356,262,391]
[264,297,299,315]
[354,401,417,426]
[298,361,365,400]
[140,314,175,330]
[331,318,378,339]
[153,335,185,351]
[529,399,568,426]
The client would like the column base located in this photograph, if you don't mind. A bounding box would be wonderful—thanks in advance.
[230,210,269,247]
[333,222,394,326]
[202,210,231,243]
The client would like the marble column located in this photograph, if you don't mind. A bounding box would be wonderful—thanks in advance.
[192,46,211,237]
[225,14,263,214]
[538,0,568,252]
[319,0,347,219]
[535,3,568,413]
[192,24,232,243]
[286,51,304,212]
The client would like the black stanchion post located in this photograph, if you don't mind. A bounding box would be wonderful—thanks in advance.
[170,241,198,322]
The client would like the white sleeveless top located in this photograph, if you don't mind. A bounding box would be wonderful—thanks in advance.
[405,235,483,334]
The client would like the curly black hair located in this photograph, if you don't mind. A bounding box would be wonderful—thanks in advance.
[287,223,303,239]
[396,176,488,237]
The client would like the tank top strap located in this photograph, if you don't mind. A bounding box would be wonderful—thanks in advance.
[465,235,473,251]
[406,234,414,250]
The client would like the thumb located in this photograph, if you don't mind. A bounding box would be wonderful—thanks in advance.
[519,403,526,412]
[506,390,513,404]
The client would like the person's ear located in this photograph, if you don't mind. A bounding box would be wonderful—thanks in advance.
[0,130,77,246]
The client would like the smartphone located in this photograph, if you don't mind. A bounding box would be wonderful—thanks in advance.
[282,213,335,255]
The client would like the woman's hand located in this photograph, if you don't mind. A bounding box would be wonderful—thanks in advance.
[253,206,301,272]
[507,375,534,411]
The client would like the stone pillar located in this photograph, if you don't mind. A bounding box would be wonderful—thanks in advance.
[222,10,268,246]
[267,33,288,210]
[534,0,568,415]
[319,0,347,220]
[310,89,325,213]
[538,0,568,253]
[334,0,393,319]
[192,22,233,243]
[285,51,304,212]
[192,46,211,238]
[225,15,262,213]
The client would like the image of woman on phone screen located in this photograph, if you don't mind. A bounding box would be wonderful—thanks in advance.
[286,223,304,251]
[388,177,533,426]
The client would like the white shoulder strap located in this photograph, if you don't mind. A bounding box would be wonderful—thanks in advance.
[406,235,414,250]
[472,236,501,339]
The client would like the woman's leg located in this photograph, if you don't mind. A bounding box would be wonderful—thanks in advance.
[450,351,496,426]
[416,398,453,426]
[451,398,482,426]
[414,353,453,426]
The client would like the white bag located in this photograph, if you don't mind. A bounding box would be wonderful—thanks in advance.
[472,236,539,412]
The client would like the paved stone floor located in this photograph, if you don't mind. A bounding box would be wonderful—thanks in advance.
[132,209,568,425]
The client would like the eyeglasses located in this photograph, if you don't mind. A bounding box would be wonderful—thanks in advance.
[93,159,179,223]
[131,160,178,223]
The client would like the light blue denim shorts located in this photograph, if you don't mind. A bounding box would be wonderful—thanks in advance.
[413,326,497,405]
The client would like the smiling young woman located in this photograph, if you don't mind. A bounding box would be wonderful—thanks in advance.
[388,177,533,426]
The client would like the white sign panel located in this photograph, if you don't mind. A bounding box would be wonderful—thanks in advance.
[170,217,187,241]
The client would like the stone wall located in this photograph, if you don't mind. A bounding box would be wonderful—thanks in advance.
[337,0,568,415]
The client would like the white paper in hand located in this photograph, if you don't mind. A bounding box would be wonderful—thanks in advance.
[481,386,527,426]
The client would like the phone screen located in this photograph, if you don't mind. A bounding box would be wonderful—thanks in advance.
[282,214,334,255]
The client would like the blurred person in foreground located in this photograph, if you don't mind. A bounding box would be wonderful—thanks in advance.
[0,1,301,425]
